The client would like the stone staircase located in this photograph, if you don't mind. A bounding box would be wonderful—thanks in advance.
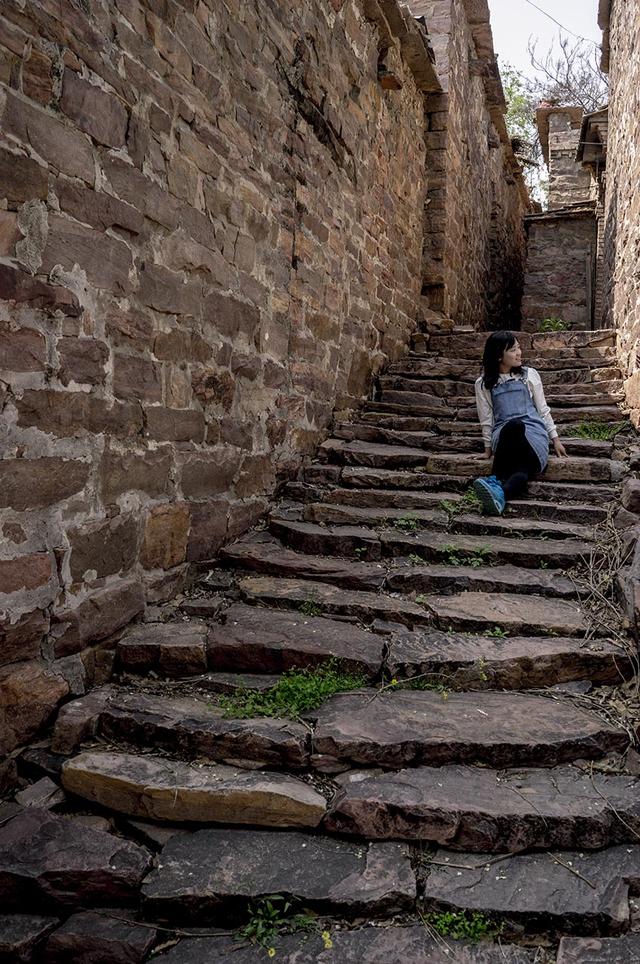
[3,328,640,962]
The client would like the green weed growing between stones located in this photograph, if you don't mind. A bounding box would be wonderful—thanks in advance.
[237,895,319,952]
[441,544,491,568]
[485,626,507,638]
[539,316,569,332]
[218,659,367,721]
[439,488,483,520]
[299,600,322,617]
[394,515,420,532]
[408,552,424,565]
[424,909,503,943]
[571,420,627,441]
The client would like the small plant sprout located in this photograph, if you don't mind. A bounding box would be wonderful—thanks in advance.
[441,544,491,568]
[237,895,319,951]
[539,316,569,332]
[485,626,507,638]
[424,909,503,943]
[394,514,420,532]
[299,600,322,617]
[572,420,627,441]
[219,659,366,721]
[408,553,424,565]
[354,546,368,557]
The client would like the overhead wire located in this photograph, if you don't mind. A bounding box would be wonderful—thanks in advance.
[521,0,601,48]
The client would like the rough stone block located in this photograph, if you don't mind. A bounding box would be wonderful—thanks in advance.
[1,89,95,183]
[100,446,172,503]
[0,323,46,372]
[0,553,53,595]
[68,515,139,583]
[0,608,48,668]
[57,336,109,385]
[60,69,128,148]
[140,502,190,570]
[0,662,69,754]
[0,263,81,316]
[113,353,163,402]
[0,146,48,204]
[144,406,206,442]
[0,458,90,510]
[51,577,145,658]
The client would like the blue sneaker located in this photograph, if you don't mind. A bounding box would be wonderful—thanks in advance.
[473,476,506,516]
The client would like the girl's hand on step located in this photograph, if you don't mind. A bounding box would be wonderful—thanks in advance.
[482,447,492,459]
[553,438,568,458]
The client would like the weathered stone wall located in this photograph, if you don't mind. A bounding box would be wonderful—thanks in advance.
[411,0,529,328]
[0,0,432,757]
[520,210,598,332]
[599,0,640,423]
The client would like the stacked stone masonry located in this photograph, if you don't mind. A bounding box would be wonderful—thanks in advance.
[599,0,640,426]
[0,0,530,759]
[413,0,529,327]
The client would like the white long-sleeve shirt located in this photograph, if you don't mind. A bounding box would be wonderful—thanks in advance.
[474,368,559,450]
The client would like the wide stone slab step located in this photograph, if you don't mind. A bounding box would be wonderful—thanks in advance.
[557,934,640,962]
[308,689,627,770]
[425,591,591,636]
[325,466,620,504]
[386,629,629,689]
[220,533,387,591]
[62,751,326,828]
[288,482,609,524]
[421,844,640,936]
[272,517,591,569]
[150,926,538,962]
[334,422,616,459]
[209,601,384,674]
[379,378,623,407]
[369,398,624,425]
[382,528,590,569]
[301,501,593,541]
[237,575,430,628]
[141,828,416,921]
[97,689,311,768]
[0,808,152,910]
[323,442,624,483]
[325,765,640,851]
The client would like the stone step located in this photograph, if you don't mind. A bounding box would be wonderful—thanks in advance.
[237,575,430,628]
[286,482,609,524]
[149,927,538,963]
[416,327,616,352]
[421,844,640,936]
[119,603,385,678]
[325,764,640,851]
[397,353,618,378]
[557,934,640,962]
[271,517,591,569]
[424,591,591,636]
[379,377,623,405]
[319,441,624,482]
[208,602,384,674]
[97,689,312,769]
[304,465,620,503]
[0,808,152,911]
[377,394,624,424]
[301,501,594,541]
[221,534,388,591]
[307,689,627,770]
[141,828,416,922]
[225,536,579,599]
[385,628,630,688]
[62,750,327,828]
[334,422,615,459]
[377,372,624,403]
[357,412,627,440]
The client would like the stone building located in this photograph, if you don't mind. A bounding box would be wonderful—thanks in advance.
[0,0,529,760]
[520,107,599,332]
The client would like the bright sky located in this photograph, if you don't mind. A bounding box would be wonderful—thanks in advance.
[488,0,602,78]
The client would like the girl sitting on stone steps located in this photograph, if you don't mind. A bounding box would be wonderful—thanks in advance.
[472,330,568,515]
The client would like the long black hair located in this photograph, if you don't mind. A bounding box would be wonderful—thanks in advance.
[482,330,523,390]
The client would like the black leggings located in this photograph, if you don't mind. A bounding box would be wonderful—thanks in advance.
[492,418,543,500]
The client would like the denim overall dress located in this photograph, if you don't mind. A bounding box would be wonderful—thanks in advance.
[490,369,550,473]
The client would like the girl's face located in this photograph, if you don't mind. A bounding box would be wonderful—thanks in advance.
[500,340,522,369]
